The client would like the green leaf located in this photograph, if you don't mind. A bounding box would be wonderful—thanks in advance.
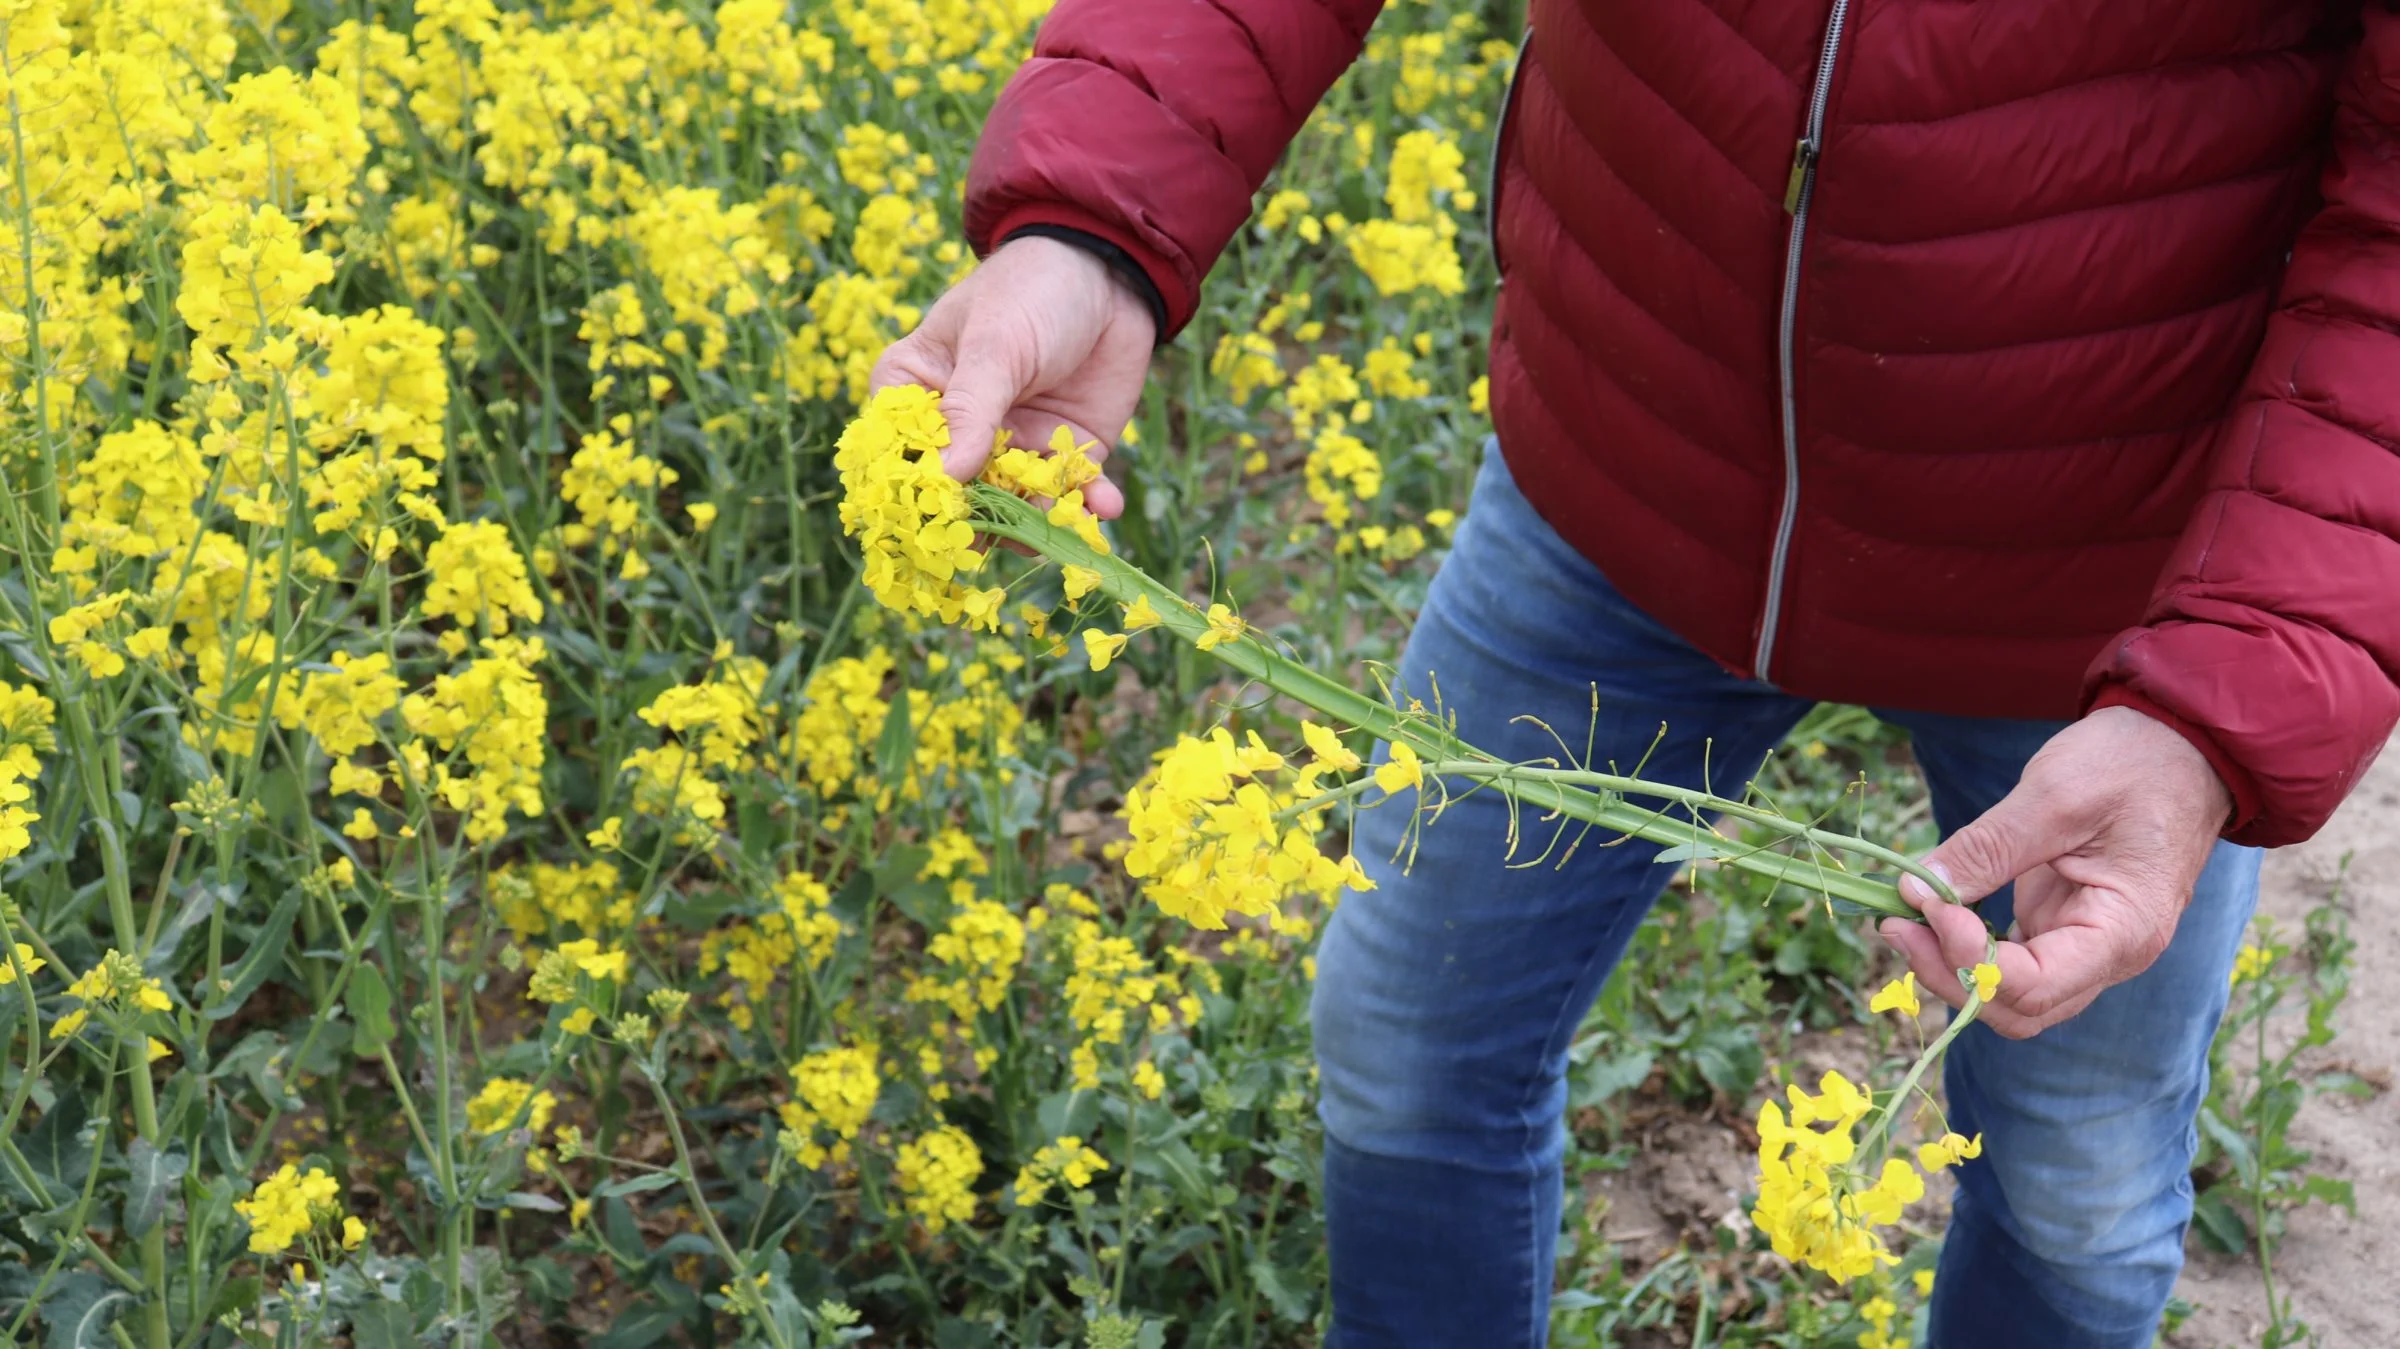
[1035,1088,1102,1145]
[932,1318,997,1349]
[2196,1106,2257,1185]
[2190,1187,2251,1255]
[2310,1070,2380,1101]
[144,881,229,976]
[1247,1259,1313,1323]
[1650,839,1727,865]
[202,888,303,1020]
[591,1299,687,1349]
[497,1191,565,1212]
[204,1275,259,1323]
[1569,1049,1654,1109]
[1690,1027,1766,1100]
[346,1300,418,1349]
[42,1272,133,1349]
[1130,1138,1217,1206]
[2290,1173,2356,1216]
[593,1171,680,1200]
[349,961,395,1056]
[121,1138,188,1239]
[24,1095,91,1201]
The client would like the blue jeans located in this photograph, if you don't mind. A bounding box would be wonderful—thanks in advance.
[1312,447,2261,1348]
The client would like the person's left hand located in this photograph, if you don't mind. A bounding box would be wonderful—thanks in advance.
[1877,706,2232,1039]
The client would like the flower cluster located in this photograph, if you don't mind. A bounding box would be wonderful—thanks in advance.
[1012,1135,1110,1209]
[236,1165,348,1256]
[50,949,172,1042]
[896,1125,984,1233]
[527,939,630,1037]
[467,1078,559,1138]
[1754,964,2001,1283]
[783,1045,882,1169]
[1119,725,1376,930]
[834,385,1000,626]
[1751,1070,1924,1283]
[0,683,56,863]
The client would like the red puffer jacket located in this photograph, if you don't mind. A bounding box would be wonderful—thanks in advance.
[964,0,2400,848]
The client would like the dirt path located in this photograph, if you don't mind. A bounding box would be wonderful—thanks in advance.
[2167,732,2400,1349]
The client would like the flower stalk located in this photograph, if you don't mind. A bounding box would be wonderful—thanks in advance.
[969,484,1938,923]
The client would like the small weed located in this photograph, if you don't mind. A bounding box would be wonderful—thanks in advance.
[2189,855,2364,1347]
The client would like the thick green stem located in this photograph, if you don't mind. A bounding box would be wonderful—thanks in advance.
[639,1065,796,1349]
[970,487,1931,923]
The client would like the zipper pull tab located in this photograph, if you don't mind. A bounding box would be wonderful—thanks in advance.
[1784,137,1817,215]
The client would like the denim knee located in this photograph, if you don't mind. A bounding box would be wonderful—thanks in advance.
[1949,1036,2207,1324]
[1309,906,1568,1168]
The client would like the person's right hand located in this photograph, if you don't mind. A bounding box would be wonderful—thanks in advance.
[868,234,1156,519]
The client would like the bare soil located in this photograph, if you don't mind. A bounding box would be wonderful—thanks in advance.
[2166,732,2400,1349]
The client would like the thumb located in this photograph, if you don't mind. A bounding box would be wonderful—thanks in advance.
[936,345,1023,484]
[1906,787,2065,911]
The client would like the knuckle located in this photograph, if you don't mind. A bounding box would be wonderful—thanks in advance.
[1945,817,2025,884]
[2126,924,2173,974]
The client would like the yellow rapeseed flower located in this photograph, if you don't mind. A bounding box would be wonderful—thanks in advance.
[1868,974,1919,1019]
[1970,962,2002,1002]
[1194,604,1245,651]
[1915,1131,1983,1172]
[2230,943,2274,986]
[1373,742,1424,795]
[236,1164,344,1255]
[895,1125,983,1233]
[1013,1135,1109,1208]
[1083,629,1128,672]
[465,1078,558,1137]
[0,943,42,986]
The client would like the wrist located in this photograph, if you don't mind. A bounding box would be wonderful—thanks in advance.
[998,226,1164,345]
[2087,702,2236,831]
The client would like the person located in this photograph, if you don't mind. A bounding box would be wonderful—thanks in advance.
[868,4,2400,1346]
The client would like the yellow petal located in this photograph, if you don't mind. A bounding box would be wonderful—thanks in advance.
[1868,973,1919,1018]
[1970,961,2002,1002]
[1083,630,1128,672]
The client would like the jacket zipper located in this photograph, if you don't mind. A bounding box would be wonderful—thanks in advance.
[1755,0,1853,683]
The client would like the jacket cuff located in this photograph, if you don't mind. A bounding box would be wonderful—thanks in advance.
[2085,682,2263,837]
[985,201,1193,338]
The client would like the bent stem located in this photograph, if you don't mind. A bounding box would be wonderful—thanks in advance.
[1852,935,2002,1168]
[972,486,1939,924]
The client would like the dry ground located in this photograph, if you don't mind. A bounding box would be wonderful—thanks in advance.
[2165,732,2400,1349]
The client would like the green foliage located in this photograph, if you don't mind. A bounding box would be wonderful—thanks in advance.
[2190,860,2363,1347]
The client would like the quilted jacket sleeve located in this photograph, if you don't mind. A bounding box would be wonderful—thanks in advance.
[2085,5,2400,848]
[963,0,1386,339]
